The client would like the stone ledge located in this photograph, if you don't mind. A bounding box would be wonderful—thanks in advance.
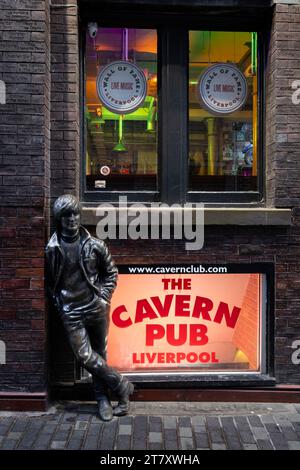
[82,207,292,226]
[272,0,300,4]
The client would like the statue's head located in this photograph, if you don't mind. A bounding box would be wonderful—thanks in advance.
[53,194,81,236]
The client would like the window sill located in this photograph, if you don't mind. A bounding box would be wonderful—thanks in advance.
[81,207,292,226]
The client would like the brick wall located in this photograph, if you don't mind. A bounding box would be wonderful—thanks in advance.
[50,0,80,202]
[0,0,50,394]
[266,3,300,207]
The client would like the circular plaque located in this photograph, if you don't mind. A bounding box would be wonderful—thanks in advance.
[100,165,110,176]
[198,63,248,116]
[96,60,147,114]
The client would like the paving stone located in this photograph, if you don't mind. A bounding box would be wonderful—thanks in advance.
[163,416,177,429]
[178,417,191,427]
[194,432,209,449]
[243,444,258,450]
[10,418,27,433]
[50,440,66,449]
[1,403,300,452]
[234,416,252,430]
[70,430,86,440]
[226,437,243,450]
[52,429,71,441]
[17,422,43,449]
[260,414,276,424]
[149,443,163,450]
[132,437,147,450]
[0,418,14,429]
[250,426,270,440]
[41,423,57,435]
[268,432,289,450]
[0,423,13,435]
[264,422,281,434]
[119,416,132,425]
[211,443,227,450]
[192,416,206,426]
[66,439,83,450]
[61,413,77,423]
[247,415,264,428]
[83,423,103,450]
[179,427,193,438]
[59,423,72,431]
[149,432,162,443]
[193,425,206,433]
[99,419,118,450]
[76,413,91,422]
[149,416,162,432]
[75,420,89,431]
[291,421,300,432]
[279,424,299,441]
[132,416,147,450]
[237,430,256,444]
[1,439,17,450]
[256,439,274,450]
[115,435,131,450]
[206,416,221,429]
[285,414,300,423]
[208,429,225,444]
[33,433,53,450]
[288,441,300,450]
[180,438,194,450]
[118,424,132,435]
[46,413,63,423]
[164,429,178,450]
[165,440,178,450]
[7,432,22,440]
[83,436,99,450]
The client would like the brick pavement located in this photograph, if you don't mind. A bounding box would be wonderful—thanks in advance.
[0,402,300,450]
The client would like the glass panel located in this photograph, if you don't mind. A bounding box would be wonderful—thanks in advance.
[107,270,263,374]
[189,31,258,192]
[85,28,158,191]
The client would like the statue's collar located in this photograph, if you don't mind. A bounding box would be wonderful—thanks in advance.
[48,226,91,249]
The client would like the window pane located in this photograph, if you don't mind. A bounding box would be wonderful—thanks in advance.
[85,28,158,191]
[189,31,258,192]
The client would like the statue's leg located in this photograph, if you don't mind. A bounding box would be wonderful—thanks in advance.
[61,312,133,417]
[87,314,109,401]
[86,314,113,421]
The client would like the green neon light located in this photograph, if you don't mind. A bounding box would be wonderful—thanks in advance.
[251,32,257,75]
[113,115,127,152]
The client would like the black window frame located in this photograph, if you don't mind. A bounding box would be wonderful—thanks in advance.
[80,10,269,205]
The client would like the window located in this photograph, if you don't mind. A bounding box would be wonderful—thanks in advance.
[85,28,158,194]
[189,31,258,193]
[107,268,266,374]
[82,22,262,203]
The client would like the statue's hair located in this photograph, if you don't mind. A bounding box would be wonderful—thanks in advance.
[53,194,81,225]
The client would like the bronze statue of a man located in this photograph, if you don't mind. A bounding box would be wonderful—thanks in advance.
[45,194,134,421]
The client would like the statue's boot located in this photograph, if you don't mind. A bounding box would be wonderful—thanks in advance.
[98,396,113,422]
[112,377,134,417]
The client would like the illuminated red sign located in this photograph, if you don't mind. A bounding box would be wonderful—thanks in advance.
[107,270,262,373]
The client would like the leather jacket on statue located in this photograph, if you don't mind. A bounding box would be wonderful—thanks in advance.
[45,226,118,314]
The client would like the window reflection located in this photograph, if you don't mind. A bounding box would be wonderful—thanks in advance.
[189,31,258,192]
[85,28,158,191]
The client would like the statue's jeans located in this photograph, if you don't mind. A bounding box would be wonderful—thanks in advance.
[60,308,122,400]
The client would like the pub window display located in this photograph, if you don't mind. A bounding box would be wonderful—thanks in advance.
[85,27,158,192]
[84,27,259,199]
[189,31,258,192]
